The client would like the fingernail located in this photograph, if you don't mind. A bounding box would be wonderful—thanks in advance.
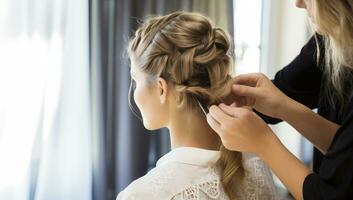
[210,105,217,110]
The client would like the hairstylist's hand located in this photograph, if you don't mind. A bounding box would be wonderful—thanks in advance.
[206,103,278,154]
[226,73,293,119]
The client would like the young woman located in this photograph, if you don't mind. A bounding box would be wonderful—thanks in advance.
[207,0,353,199]
[117,12,279,200]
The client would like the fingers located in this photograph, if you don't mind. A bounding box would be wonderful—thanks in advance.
[206,113,223,135]
[218,103,251,117]
[209,105,233,124]
[232,73,264,86]
[232,84,259,98]
[216,104,234,117]
[207,105,236,138]
[233,96,248,107]
[222,92,238,105]
[223,89,253,107]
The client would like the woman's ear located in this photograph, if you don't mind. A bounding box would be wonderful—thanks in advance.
[157,77,168,104]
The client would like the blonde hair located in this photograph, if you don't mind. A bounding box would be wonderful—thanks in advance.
[311,0,353,107]
[127,11,244,199]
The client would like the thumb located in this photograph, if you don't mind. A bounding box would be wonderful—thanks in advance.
[232,84,259,98]
[218,103,250,118]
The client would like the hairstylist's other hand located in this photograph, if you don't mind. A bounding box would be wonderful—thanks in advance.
[227,73,293,120]
[206,103,278,154]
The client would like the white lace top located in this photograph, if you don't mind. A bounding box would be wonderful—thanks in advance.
[116,147,279,200]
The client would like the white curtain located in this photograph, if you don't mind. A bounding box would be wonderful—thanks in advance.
[0,0,92,199]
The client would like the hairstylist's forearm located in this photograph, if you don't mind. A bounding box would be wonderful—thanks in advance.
[259,134,311,200]
[279,99,339,154]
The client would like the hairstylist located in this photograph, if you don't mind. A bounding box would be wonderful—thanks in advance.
[207,0,353,199]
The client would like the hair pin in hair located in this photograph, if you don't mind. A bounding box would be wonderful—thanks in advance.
[196,99,209,116]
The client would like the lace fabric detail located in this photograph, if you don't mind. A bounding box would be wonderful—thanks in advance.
[172,167,229,200]
[178,180,223,200]
[235,157,279,200]
[117,152,279,200]
[172,157,279,200]
[149,165,176,198]
[198,180,221,198]
[172,180,230,200]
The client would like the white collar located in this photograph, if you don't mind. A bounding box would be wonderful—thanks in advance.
[156,147,221,167]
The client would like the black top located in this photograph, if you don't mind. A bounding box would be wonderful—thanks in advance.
[260,35,353,199]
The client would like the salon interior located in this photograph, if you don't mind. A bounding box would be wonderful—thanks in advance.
[0,0,320,200]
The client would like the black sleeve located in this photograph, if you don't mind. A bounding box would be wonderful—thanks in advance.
[302,108,353,199]
[260,34,324,124]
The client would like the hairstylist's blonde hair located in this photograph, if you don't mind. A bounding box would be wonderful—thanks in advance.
[128,11,244,199]
[311,0,353,105]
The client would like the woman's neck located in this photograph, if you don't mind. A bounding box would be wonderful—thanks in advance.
[167,109,221,150]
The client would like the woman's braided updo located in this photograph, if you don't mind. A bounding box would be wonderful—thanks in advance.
[128,11,243,199]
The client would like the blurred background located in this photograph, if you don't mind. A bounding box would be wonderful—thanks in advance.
[0,0,313,199]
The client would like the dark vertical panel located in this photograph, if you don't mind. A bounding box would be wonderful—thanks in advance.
[89,1,234,199]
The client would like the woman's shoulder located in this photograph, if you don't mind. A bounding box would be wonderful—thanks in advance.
[241,153,275,186]
[241,152,269,167]
[237,152,280,200]
[116,161,221,200]
[116,163,177,200]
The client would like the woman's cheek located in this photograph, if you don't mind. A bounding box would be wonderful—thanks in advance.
[133,85,165,130]
[133,86,144,113]
[133,86,153,128]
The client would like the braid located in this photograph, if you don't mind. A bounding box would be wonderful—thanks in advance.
[128,12,243,198]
